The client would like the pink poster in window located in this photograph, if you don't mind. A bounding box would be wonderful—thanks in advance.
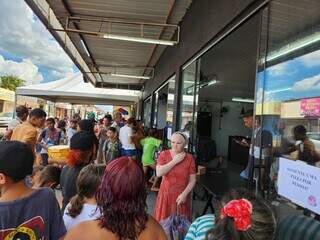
[300,98,320,117]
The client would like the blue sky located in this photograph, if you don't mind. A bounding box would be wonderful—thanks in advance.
[257,49,320,103]
[0,1,78,85]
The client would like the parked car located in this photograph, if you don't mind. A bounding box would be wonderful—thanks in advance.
[0,112,13,128]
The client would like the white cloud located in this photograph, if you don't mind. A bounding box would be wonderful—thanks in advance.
[292,74,320,92]
[0,1,74,81]
[255,87,274,103]
[0,55,43,85]
[267,61,290,76]
[256,86,289,103]
[256,88,263,103]
[298,49,320,68]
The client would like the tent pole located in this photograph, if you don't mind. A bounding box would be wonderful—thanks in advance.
[53,102,56,118]
[13,93,18,118]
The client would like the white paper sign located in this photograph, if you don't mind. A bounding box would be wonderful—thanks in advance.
[278,157,320,214]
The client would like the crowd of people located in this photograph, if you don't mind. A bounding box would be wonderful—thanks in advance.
[1,105,319,240]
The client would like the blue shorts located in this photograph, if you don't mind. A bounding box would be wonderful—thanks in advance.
[121,149,137,157]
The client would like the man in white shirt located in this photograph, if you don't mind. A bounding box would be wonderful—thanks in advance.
[119,118,137,157]
[111,112,125,132]
[67,119,78,145]
[3,105,29,140]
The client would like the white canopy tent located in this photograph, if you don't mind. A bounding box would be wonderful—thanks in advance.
[16,73,141,106]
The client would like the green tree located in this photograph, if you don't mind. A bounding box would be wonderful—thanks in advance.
[0,75,25,91]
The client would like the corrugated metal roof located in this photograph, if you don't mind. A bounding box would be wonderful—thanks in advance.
[43,0,193,89]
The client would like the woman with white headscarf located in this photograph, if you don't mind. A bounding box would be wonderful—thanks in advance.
[154,132,196,222]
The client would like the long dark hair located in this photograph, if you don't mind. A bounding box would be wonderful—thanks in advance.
[147,128,158,138]
[37,165,61,189]
[78,119,98,151]
[127,117,138,130]
[67,164,105,218]
[96,157,148,240]
[206,188,276,240]
[79,119,95,133]
[58,120,67,134]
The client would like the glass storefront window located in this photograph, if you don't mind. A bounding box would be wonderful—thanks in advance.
[180,61,199,151]
[167,76,175,126]
[255,0,320,200]
[180,62,196,132]
[148,76,176,148]
[155,84,169,129]
[197,13,260,161]
[143,97,151,128]
[152,92,158,127]
[153,75,175,130]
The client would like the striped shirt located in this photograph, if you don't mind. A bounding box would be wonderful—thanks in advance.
[185,214,215,240]
[275,215,320,240]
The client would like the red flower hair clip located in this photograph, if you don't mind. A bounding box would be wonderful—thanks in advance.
[220,198,253,231]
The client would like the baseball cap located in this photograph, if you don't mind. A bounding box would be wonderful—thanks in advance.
[0,141,34,181]
[70,131,95,151]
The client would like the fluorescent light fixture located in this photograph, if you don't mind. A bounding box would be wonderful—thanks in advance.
[232,97,255,103]
[102,33,177,46]
[266,32,320,62]
[207,80,218,86]
[110,73,150,80]
[80,39,91,57]
[184,80,196,84]
[200,80,218,88]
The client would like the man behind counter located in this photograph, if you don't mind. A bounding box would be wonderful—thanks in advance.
[237,110,272,181]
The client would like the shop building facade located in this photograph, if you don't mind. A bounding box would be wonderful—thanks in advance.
[142,0,320,155]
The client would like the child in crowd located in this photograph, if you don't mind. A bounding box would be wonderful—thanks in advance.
[97,115,113,164]
[33,165,61,189]
[185,188,276,240]
[57,120,67,145]
[67,119,78,145]
[103,127,121,163]
[63,164,105,230]
[140,128,162,191]
[28,165,45,187]
[64,157,167,240]
[38,118,62,166]
[0,141,66,239]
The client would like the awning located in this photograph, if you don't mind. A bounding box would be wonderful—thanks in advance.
[25,0,193,90]
[16,73,141,106]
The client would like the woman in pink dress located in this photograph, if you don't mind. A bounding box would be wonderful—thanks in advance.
[154,132,196,222]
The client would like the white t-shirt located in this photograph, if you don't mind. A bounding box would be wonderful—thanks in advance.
[63,203,101,231]
[119,125,135,150]
[67,128,77,145]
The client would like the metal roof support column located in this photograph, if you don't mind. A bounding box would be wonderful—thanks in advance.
[172,67,183,132]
